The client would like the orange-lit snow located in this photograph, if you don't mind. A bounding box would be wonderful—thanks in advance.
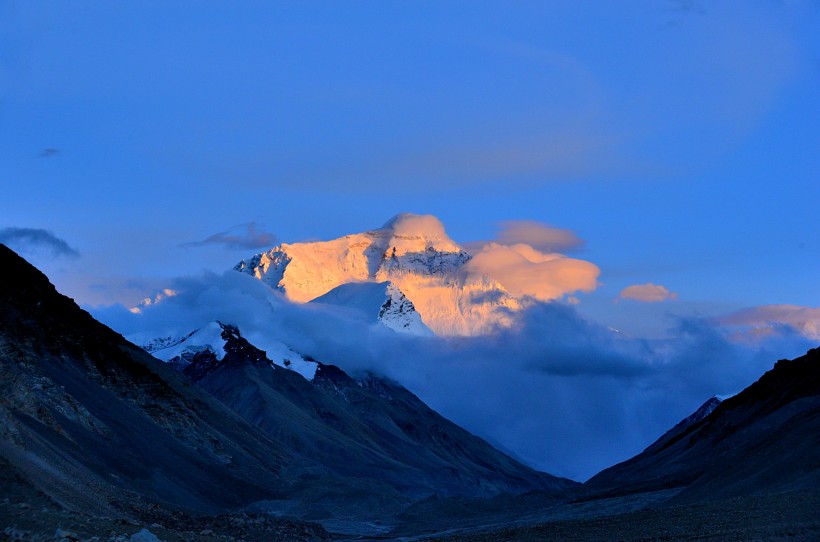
[236,214,600,335]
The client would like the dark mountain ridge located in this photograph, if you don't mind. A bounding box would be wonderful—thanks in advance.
[0,245,321,520]
[587,346,820,502]
[391,348,820,540]
[169,322,572,501]
[0,244,568,537]
[3,242,819,540]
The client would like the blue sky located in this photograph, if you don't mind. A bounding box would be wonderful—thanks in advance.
[2,1,819,333]
[2,0,820,480]
[0,1,820,325]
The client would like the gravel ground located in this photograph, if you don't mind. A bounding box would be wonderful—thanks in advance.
[421,489,820,542]
[0,461,329,542]
[4,451,819,542]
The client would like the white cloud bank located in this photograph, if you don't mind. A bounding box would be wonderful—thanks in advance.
[91,270,815,481]
[718,304,820,341]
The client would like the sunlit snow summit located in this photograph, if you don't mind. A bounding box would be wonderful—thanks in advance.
[234,213,524,336]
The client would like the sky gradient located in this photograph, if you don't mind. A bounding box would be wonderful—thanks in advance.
[2,1,819,479]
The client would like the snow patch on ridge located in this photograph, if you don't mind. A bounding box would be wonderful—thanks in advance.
[140,321,228,363]
[132,321,318,380]
[250,334,318,380]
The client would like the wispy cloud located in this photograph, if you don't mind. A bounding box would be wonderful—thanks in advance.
[181,222,277,251]
[0,227,79,258]
[718,304,820,341]
[619,283,678,303]
[496,220,584,253]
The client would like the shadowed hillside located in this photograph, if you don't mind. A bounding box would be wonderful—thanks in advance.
[587,347,820,502]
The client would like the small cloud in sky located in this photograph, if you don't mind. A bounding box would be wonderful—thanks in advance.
[718,304,820,341]
[619,283,678,303]
[668,0,706,16]
[0,227,79,258]
[38,148,60,158]
[181,222,277,251]
[464,220,585,254]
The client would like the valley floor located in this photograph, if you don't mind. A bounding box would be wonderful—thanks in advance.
[0,459,329,542]
[4,473,819,542]
[406,489,820,542]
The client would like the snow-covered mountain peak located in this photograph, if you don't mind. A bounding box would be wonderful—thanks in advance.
[234,214,471,302]
[234,214,520,335]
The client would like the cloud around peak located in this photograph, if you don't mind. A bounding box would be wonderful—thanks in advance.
[378,213,452,240]
[466,243,599,301]
[463,219,598,302]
